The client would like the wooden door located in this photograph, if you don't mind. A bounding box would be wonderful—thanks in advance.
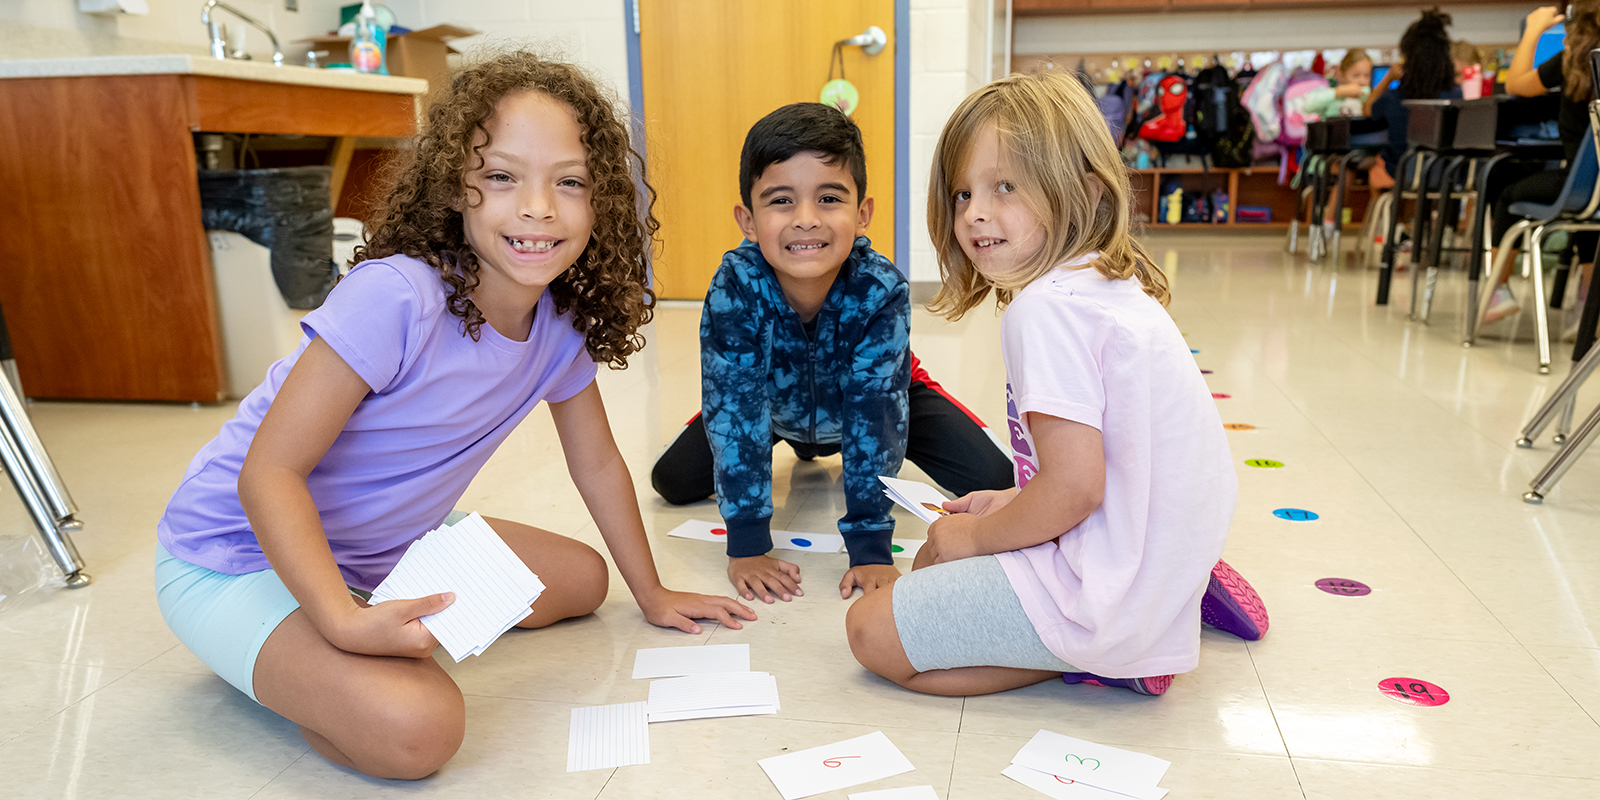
[639,0,896,300]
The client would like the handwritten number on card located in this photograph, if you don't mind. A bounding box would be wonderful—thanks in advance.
[1064,754,1101,770]
[822,755,860,769]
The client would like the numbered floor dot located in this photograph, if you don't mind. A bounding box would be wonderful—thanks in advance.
[1273,508,1319,521]
[1212,393,1231,399]
[789,537,812,548]
[1244,459,1284,469]
[1224,423,1257,431]
[1315,578,1371,596]
[1201,369,1214,374]
[711,528,727,536]
[1379,677,1450,707]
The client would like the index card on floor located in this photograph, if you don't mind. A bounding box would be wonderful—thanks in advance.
[1002,764,1167,799]
[647,671,780,722]
[567,702,649,772]
[667,519,844,554]
[758,730,915,800]
[665,519,730,543]
[849,785,940,800]
[878,476,953,524]
[632,643,751,679]
[369,512,544,662]
[1011,730,1169,799]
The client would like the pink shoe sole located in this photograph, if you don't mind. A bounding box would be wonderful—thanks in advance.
[1201,559,1270,641]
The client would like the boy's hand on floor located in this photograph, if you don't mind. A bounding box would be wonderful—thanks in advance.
[838,563,901,599]
[728,554,804,603]
[639,588,758,635]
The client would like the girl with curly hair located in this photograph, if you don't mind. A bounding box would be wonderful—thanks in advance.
[152,51,754,779]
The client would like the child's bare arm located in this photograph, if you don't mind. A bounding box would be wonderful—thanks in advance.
[549,382,757,633]
[922,411,1103,563]
[240,337,450,659]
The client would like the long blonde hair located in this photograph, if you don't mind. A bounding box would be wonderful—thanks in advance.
[926,71,1168,320]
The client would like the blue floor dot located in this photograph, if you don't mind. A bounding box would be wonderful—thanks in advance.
[1272,508,1319,521]
[789,538,812,547]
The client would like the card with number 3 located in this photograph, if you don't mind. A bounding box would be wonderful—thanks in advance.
[758,730,915,800]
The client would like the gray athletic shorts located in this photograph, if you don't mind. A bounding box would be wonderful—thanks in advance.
[891,554,1079,673]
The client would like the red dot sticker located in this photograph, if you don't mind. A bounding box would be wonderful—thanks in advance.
[1316,578,1370,596]
[710,528,727,536]
[1212,393,1231,399]
[1379,678,1449,707]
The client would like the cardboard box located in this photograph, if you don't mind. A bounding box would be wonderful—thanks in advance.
[302,24,476,93]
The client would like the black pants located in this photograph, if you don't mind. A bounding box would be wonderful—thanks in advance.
[1490,166,1599,258]
[650,381,1016,505]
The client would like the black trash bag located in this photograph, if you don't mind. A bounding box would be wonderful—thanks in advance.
[198,167,339,310]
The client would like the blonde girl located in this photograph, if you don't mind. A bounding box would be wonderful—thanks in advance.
[154,52,754,780]
[845,71,1264,697]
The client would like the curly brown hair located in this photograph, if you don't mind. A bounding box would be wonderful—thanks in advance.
[354,51,658,369]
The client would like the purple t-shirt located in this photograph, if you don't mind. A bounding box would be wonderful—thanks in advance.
[157,255,598,590]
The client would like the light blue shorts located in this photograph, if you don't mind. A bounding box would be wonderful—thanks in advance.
[891,554,1079,673]
[154,542,301,703]
[152,513,466,704]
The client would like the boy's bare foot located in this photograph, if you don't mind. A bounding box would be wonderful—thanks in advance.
[728,554,803,603]
[839,563,901,599]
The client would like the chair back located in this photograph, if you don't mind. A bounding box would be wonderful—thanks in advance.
[1581,48,1600,217]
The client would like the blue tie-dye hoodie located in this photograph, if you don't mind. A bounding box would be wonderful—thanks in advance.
[700,236,910,567]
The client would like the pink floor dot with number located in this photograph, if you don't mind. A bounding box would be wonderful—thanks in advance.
[1316,578,1370,596]
[1379,678,1450,707]
[1212,393,1231,399]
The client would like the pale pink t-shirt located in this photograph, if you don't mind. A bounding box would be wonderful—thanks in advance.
[157,255,597,591]
[994,254,1236,678]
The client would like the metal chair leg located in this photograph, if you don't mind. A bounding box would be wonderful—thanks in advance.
[1530,225,1554,374]
[0,359,89,587]
[1410,156,1443,320]
[1517,334,1600,446]
[1524,398,1600,503]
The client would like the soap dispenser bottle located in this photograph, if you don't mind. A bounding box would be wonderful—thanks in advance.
[350,0,387,75]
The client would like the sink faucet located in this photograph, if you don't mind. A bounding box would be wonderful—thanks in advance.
[201,0,284,67]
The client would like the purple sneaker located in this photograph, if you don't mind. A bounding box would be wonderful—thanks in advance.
[1201,559,1270,641]
[1062,672,1173,696]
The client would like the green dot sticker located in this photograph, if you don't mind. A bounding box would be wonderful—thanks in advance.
[1244,459,1284,469]
[890,544,905,553]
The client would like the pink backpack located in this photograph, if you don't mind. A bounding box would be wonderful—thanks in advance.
[1279,68,1330,147]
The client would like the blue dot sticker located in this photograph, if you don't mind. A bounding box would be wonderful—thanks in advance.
[1273,508,1319,521]
[1191,349,1200,354]
[789,537,812,548]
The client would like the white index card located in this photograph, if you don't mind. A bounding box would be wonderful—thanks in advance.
[849,786,940,800]
[647,672,779,722]
[631,643,751,679]
[665,519,730,544]
[567,702,649,772]
[889,539,924,560]
[772,530,845,553]
[878,476,953,524]
[1002,764,1167,800]
[758,730,915,800]
[1011,730,1170,799]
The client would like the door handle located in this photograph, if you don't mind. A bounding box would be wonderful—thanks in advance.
[836,25,886,56]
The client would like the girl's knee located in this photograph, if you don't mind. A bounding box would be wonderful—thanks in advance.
[365,682,465,779]
[571,541,608,615]
[844,591,898,674]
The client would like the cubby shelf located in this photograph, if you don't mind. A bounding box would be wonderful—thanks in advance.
[1129,164,1371,229]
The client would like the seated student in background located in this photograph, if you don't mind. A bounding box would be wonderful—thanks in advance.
[655,102,1014,605]
[846,71,1268,700]
[1366,8,1462,189]
[1302,49,1373,119]
[1481,3,1596,327]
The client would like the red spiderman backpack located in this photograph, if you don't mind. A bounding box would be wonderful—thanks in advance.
[1139,74,1188,143]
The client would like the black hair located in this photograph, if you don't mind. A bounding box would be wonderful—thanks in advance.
[738,102,868,208]
[1399,8,1457,100]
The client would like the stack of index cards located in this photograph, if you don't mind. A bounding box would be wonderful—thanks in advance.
[631,644,780,722]
[878,476,954,524]
[1002,729,1171,799]
[370,512,545,663]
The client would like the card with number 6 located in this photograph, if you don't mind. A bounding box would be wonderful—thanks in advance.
[758,730,915,800]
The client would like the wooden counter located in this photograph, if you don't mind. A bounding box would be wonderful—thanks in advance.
[0,58,425,402]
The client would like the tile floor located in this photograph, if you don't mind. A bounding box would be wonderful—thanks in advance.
[2,233,1599,799]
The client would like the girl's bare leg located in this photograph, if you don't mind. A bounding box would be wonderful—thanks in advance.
[844,582,1058,697]
[484,516,609,629]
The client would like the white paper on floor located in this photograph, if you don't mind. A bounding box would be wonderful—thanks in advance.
[878,476,953,524]
[889,538,924,560]
[647,671,780,722]
[368,511,544,662]
[849,785,940,800]
[759,730,915,800]
[1002,763,1166,799]
[1010,730,1170,799]
[567,701,650,772]
[632,643,751,679]
[665,519,844,553]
